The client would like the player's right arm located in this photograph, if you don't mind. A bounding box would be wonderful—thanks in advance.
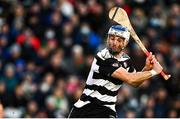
[111,58,163,87]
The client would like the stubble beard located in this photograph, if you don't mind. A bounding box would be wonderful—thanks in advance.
[106,37,124,55]
[107,46,123,55]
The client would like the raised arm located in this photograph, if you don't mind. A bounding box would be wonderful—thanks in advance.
[112,58,162,87]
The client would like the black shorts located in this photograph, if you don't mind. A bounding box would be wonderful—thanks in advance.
[68,103,116,118]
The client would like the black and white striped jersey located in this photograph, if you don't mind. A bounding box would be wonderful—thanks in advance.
[74,48,136,112]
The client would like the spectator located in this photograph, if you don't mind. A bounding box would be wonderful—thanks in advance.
[45,86,69,117]
[0,103,3,118]
[24,100,38,118]
[0,63,18,93]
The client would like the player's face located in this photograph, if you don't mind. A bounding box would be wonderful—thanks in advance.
[107,34,128,53]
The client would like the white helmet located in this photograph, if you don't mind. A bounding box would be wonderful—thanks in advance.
[108,25,130,41]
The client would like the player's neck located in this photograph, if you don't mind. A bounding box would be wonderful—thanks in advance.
[113,51,124,59]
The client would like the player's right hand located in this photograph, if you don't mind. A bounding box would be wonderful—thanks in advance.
[152,58,163,74]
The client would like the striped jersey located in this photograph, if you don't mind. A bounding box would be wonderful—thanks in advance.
[74,48,135,112]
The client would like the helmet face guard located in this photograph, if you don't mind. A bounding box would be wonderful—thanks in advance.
[108,25,130,41]
[107,25,130,54]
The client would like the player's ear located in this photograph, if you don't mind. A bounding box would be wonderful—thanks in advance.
[124,40,129,47]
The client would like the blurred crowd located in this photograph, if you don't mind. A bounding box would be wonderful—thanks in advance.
[0,0,179,118]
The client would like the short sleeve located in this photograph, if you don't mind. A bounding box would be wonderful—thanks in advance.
[123,59,136,73]
[96,57,121,77]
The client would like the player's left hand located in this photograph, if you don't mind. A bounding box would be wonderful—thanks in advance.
[144,52,154,71]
